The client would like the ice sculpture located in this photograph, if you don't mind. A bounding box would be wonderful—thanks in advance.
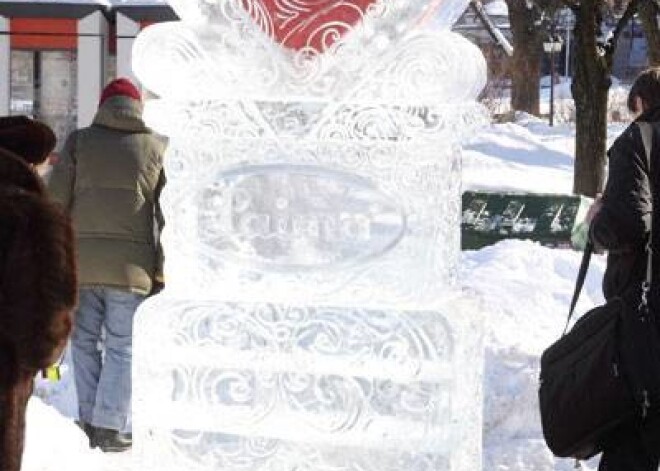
[132,1,488,470]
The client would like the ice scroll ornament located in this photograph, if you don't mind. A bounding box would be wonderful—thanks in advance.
[132,1,488,470]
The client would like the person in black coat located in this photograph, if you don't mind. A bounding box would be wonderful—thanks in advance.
[587,67,660,471]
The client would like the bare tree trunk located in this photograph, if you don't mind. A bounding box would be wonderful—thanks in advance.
[570,0,639,197]
[573,89,609,196]
[639,0,660,65]
[505,0,544,115]
[571,0,609,196]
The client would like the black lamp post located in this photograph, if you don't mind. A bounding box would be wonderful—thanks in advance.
[543,35,563,127]
[555,7,575,80]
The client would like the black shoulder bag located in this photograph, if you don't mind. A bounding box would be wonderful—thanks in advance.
[539,122,660,460]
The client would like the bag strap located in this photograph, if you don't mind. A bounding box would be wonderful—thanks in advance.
[638,121,654,309]
[563,122,653,334]
[563,242,593,335]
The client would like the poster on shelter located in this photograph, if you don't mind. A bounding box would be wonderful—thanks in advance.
[10,50,77,150]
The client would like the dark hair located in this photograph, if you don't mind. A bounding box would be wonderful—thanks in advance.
[0,116,56,166]
[628,67,660,113]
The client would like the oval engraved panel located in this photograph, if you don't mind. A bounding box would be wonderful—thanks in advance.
[198,165,407,271]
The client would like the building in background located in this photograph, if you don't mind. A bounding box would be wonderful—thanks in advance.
[611,19,650,82]
[0,0,176,149]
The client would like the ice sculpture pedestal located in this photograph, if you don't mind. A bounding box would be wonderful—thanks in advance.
[132,0,488,469]
[134,295,483,471]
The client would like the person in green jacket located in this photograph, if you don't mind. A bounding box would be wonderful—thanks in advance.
[49,78,166,452]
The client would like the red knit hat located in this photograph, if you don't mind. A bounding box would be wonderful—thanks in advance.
[99,78,141,106]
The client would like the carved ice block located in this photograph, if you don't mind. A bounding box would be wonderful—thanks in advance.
[133,295,484,471]
[150,132,463,305]
[132,1,488,470]
[132,17,488,306]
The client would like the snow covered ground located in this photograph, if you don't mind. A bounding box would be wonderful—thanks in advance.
[462,115,612,471]
[24,115,626,471]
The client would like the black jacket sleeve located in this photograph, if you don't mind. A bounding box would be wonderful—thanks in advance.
[589,125,651,253]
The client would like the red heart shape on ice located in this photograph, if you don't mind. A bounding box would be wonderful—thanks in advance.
[241,0,381,52]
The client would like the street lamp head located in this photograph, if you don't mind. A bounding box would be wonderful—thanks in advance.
[555,7,575,29]
[543,36,564,53]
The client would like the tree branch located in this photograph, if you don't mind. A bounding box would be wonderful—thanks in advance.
[559,0,579,12]
[639,0,660,65]
[470,0,514,56]
[609,0,640,50]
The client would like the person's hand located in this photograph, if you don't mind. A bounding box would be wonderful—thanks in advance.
[585,193,603,225]
[583,194,606,254]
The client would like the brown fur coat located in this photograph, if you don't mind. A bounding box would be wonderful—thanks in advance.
[0,147,77,471]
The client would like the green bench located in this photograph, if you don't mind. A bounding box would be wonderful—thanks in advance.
[461,191,592,251]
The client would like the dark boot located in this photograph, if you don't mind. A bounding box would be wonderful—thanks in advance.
[74,421,95,448]
[93,427,132,453]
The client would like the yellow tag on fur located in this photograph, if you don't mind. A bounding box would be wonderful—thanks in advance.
[43,365,61,382]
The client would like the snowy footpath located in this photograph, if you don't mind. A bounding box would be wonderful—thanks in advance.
[25,116,622,471]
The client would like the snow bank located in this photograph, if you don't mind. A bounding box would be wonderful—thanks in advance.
[22,399,102,471]
[463,240,606,471]
[462,121,575,194]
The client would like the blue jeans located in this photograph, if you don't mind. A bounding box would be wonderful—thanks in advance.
[72,287,145,432]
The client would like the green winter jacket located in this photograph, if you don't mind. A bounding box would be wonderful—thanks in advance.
[49,95,166,295]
